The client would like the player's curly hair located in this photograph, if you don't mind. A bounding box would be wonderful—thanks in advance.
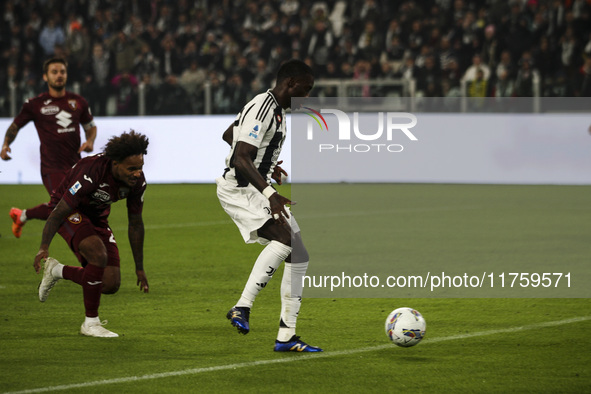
[276,59,313,84]
[104,130,149,162]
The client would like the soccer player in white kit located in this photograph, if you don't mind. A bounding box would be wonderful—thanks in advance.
[216,59,322,352]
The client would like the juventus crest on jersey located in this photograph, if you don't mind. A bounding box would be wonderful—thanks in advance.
[224,90,286,187]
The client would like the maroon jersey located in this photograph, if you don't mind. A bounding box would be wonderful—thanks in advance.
[13,91,93,174]
[51,154,146,226]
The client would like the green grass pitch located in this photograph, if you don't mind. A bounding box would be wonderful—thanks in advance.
[0,183,589,393]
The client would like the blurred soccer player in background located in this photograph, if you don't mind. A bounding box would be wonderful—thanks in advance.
[217,59,322,352]
[1,58,97,238]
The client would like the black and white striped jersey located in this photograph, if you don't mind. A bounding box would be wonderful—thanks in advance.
[224,90,286,187]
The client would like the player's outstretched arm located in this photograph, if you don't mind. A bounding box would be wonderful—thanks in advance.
[128,212,148,293]
[1,123,20,160]
[34,199,73,273]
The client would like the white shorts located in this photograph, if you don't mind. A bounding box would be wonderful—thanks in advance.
[216,176,300,245]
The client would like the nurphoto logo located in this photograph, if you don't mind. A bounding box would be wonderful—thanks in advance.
[301,108,418,153]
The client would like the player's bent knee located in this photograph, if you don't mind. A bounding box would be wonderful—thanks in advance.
[102,282,120,294]
[102,267,120,294]
[78,236,109,268]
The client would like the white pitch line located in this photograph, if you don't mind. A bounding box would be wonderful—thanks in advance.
[5,315,590,394]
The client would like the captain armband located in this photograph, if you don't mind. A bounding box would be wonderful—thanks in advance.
[82,120,96,131]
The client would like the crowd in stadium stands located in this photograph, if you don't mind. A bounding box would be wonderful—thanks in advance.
[1,0,590,116]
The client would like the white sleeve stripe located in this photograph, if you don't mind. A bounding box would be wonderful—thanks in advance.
[256,95,274,121]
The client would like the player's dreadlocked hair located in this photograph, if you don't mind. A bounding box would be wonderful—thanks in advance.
[104,130,149,162]
[276,59,313,84]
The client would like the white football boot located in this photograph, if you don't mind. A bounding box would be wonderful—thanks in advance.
[38,257,61,302]
[80,320,119,338]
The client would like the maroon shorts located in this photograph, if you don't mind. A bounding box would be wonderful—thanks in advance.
[41,170,69,195]
[57,211,120,268]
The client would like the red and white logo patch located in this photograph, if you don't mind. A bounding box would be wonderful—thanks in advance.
[68,100,77,110]
[67,212,82,224]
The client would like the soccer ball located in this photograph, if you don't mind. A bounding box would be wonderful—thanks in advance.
[385,307,426,347]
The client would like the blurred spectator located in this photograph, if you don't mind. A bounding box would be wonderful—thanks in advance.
[319,61,340,97]
[491,69,515,98]
[180,59,206,96]
[573,54,591,97]
[305,20,334,71]
[234,56,255,87]
[65,22,91,82]
[181,40,199,70]
[514,52,540,97]
[111,71,138,115]
[108,30,144,75]
[133,42,160,84]
[352,59,372,97]
[250,59,273,95]
[559,26,579,80]
[417,55,442,96]
[280,0,300,17]
[400,55,419,81]
[407,20,425,55]
[463,54,491,82]
[158,35,183,79]
[225,73,249,113]
[39,18,65,57]
[496,50,516,80]
[154,74,191,115]
[83,42,115,116]
[210,71,230,114]
[481,24,501,72]
[0,64,19,116]
[468,68,489,109]
[140,73,160,115]
[357,21,381,59]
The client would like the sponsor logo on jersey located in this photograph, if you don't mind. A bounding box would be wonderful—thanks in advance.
[56,110,73,128]
[91,189,111,203]
[67,212,82,224]
[99,183,109,188]
[249,124,260,139]
[83,174,93,183]
[44,99,52,105]
[41,105,60,115]
[69,181,82,195]
[68,99,77,110]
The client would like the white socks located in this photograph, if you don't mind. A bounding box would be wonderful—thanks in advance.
[277,261,309,342]
[52,262,64,279]
[84,316,100,325]
[236,241,292,309]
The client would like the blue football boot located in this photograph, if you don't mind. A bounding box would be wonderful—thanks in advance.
[226,307,250,334]
[273,335,323,352]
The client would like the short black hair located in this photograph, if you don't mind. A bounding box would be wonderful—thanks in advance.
[104,130,149,162]
[276,59,313,84]
[43,58,68,74]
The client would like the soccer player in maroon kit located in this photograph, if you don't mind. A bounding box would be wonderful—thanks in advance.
[33,131,149,338]
[1,57,97,238]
